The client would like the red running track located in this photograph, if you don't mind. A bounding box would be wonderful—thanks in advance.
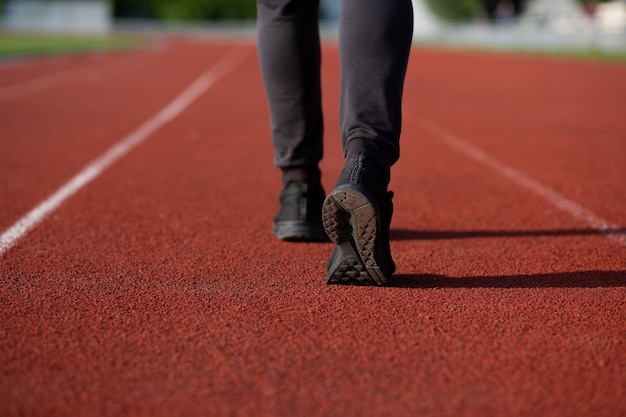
[1,38,625,417]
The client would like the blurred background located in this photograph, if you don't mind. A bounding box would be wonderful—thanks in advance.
[0,0,625,54]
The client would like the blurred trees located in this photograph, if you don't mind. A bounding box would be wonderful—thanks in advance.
[113,0,256,20]
[423,0,527,21]
[424,0,483,21]
[111,0,613,21]
[424,0,612,21]
[112,0,519,21]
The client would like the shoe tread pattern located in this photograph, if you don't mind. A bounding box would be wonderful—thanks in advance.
[326,256,372,285]
[323,188,387,286]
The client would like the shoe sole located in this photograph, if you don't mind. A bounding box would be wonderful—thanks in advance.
[322,186,388,286]
[272,221,328,242]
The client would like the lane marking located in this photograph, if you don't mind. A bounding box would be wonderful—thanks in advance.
[0,67,102,100]
[0,51,158,101]
[0,48,248,257]
[414,120,626,247]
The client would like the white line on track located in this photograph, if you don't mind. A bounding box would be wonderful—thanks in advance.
[0,51,157,101]
[0,48,248,257]
[414,120,626,247]
[0,68,99,100]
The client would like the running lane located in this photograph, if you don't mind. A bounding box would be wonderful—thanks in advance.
[0,39,242,231]
[0,40,625,417]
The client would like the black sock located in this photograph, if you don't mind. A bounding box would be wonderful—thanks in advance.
[281,165,322,187]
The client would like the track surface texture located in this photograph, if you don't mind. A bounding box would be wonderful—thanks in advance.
[1,38,625,417]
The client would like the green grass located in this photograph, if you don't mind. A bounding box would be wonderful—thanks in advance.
[0,32,144,57]
[527,47,626,63]
[414,40,626,63]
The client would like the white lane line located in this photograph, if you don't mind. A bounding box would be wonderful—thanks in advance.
[0,68,99,100]
[414,119,626,247]
[0,51,155,101]
[0,48,248,257]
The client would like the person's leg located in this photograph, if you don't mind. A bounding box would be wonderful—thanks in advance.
[323,0,414,285]
[257,0,327,241]
[339,0,414,170]
[256,0,323,186]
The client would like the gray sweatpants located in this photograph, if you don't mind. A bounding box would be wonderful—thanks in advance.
[257,0,413,184]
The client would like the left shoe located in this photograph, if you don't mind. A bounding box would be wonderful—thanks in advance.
[272,182,328,242]
[322,152,395,285]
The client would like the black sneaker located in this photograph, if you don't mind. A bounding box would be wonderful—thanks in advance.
[272,182,328,242]
[322,152,395,285]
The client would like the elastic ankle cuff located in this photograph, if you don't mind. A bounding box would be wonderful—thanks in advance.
[281,166,321,186]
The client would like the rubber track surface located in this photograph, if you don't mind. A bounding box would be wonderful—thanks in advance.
[1,39,625,417]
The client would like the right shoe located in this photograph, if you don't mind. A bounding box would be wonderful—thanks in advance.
[322,152,395,285]
[272,182,328,242]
